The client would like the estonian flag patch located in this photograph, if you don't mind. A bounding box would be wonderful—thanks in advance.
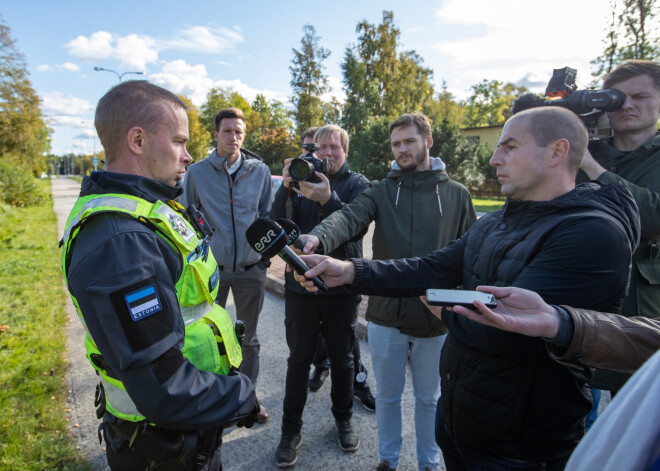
[124,284,162,321]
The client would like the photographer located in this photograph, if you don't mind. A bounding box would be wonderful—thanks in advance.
[578,60,660,393]
[271,125,369,467]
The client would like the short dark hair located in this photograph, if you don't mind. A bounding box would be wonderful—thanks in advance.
[301,127,319,145]
[94,80,188,162]
[389,113,432,140]
[604,60,660,91]
[214,107,246,131]
[513,107,588,173]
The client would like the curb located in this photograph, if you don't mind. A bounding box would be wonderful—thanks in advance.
[265,273,369,340]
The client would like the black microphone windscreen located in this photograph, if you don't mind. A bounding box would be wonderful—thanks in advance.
[245,217,287,258]
[511,93,547,115]
[275,218,305,249]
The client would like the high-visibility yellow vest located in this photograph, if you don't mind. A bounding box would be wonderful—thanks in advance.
[61,193,242,422]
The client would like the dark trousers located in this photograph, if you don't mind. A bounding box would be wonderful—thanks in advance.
[282,290,359,434]
[435,403,569,471]
[313,330,369,387]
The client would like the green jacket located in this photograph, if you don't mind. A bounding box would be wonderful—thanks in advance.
[587,133,660,320]
[310,157,476,337]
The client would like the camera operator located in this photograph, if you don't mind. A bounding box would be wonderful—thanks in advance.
[271,125,370,467]
[578,59,660,393]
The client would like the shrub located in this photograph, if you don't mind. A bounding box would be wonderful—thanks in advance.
[0,160,49,207]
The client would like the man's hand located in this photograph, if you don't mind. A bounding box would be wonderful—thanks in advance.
[292,172,332,205]
[423,286,561,339]
[297,234,320,254]
[289,254,355,292]
[236,398,261,429]
[579,149,607,180]
[282,158,294,189]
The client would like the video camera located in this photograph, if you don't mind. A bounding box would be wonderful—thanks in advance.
[512,67,626,140]
[289,142,328,189]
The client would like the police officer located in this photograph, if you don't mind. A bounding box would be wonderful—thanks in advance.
[61,80,258,470]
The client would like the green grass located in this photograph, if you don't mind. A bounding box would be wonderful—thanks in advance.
[0,180,89,470]
[472,197,505,213]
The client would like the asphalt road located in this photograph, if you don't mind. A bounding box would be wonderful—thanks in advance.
[52,176,437,471]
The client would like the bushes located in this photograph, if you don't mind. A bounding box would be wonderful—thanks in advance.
[0,159,49,207]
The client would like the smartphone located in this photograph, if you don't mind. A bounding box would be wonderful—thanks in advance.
[425,289,497,309]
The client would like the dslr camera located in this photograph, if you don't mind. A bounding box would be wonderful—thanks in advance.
[289,142,328,189]
[513,67,626,140]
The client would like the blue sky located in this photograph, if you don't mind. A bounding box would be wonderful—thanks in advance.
[2,0,613,155]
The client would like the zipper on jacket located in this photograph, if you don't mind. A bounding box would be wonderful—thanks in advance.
[395,180,402,209]
[436,183,443,216]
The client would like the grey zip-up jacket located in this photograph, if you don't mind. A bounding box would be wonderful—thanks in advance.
[180,149,272,273]
[310,157,476,337]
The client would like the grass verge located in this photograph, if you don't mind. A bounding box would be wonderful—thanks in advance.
[0,179,88,470]
[472,197,505,213]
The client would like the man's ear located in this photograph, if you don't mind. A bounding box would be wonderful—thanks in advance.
[548,138,570,168]
[426,135,433,150]
[127,127,145,155]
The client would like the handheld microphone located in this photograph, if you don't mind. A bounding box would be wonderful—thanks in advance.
[246,218,327,293]
[275,218,305,251]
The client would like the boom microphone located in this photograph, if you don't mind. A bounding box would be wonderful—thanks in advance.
[246,218,327,293]
[275,218,305,251]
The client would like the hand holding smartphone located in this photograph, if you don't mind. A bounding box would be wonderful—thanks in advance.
[425,289,497,309]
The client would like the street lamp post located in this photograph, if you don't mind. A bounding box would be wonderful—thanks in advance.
[94,67,144,81]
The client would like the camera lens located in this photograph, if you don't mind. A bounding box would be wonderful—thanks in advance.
[289,159,314,181]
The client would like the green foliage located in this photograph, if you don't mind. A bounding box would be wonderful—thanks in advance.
[341,10,434,137]
[289,25,330,136]
[431,119,494,190]
[591,0,660,82]
[179,95,210,163]
[199,87,252,148]
[0,17,51,174]
[349,116,392,180]
[461,80,528,127]
[0,160,49,206]
[0,179,87,470]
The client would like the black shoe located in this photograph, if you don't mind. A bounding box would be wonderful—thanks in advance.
[335,419,359,452]
[276,432,302,468]
[308,367,329,392]
[376,461,397,471]
[354,385,376,412]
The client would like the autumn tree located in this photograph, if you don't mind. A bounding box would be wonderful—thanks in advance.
[0,17,51,175]
[289,25,330,136]
[199,87,252,148]
[178,96,208,162]
[591,0,659,82]
[460,80,528,127]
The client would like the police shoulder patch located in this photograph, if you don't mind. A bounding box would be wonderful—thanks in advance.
[124,284,162,321]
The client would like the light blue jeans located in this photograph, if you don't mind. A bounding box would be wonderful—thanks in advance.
[368,322,445,471]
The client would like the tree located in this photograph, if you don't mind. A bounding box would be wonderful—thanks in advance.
[342,11,434,126]
[423,81,463,127]
[460,80,528,127]
[0,17,51,175]
[289,25,330,136]
[591,0,660,82]
[179,96,209,162]
[199,87,252,148]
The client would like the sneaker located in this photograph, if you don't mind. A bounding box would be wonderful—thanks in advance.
[308,367,329,392]
[335,419,359,452]
[275,432,302,468]
[354,385,376,412]
[376,461,397,471]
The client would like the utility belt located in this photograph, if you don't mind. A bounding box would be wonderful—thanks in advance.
[96,383,220,471]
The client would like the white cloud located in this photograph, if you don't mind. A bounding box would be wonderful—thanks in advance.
[159,26,244,54]
[65,31,156,70]
[430,0,611,97]
[149,60,215,106]
[212,78,287,104]
[42,92,94,117]
[37,62,80,72]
